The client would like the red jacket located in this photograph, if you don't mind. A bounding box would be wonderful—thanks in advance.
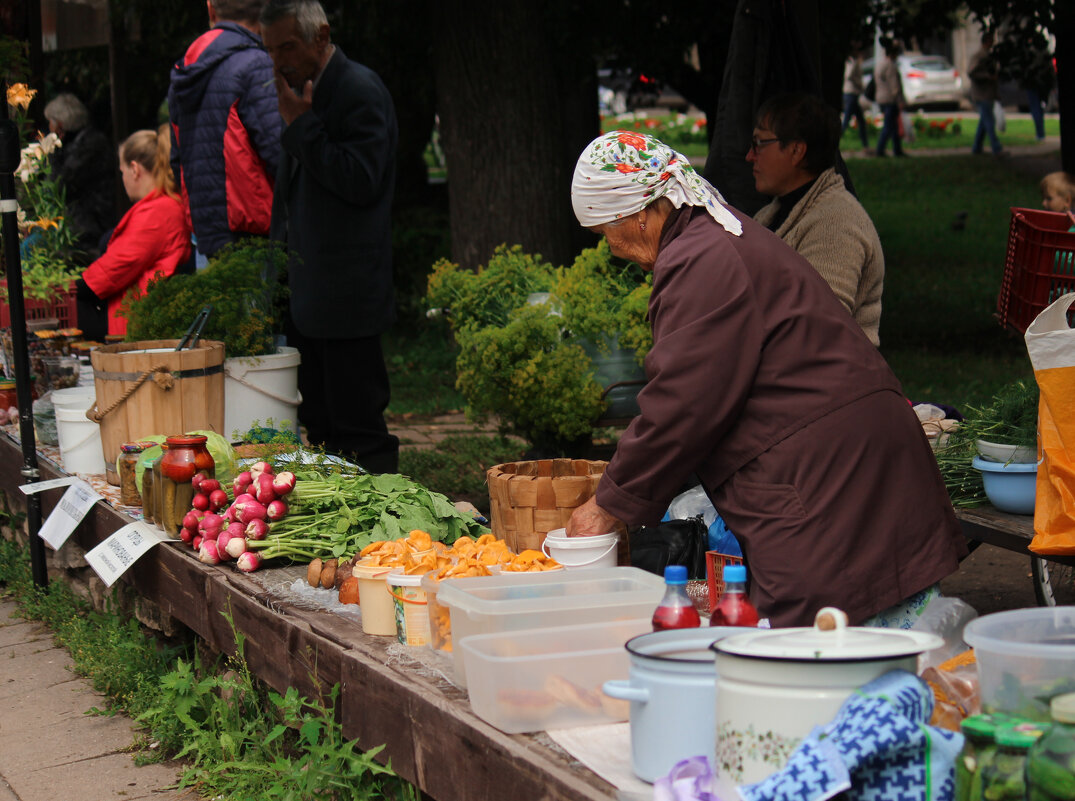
[82,190,191,336]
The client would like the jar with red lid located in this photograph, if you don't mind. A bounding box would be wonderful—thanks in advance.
[0,379,17,413]
[159,435,215,534]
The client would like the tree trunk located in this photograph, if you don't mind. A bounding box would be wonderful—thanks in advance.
[433,0,596,270]
[1056,0,1074,174]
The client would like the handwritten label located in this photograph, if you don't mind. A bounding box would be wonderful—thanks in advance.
[37,480,103,550]
[19,476,79,495]
[84,523,173,588]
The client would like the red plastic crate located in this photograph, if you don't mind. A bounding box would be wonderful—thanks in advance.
[996,207,1075,334]
[0,280,77,329]
[705,550,745,614]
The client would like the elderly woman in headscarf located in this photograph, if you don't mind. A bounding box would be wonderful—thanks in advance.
[565,132,966,628]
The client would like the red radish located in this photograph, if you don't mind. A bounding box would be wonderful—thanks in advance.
[217,528,235,558]
[224,535,247,559]
[223,504,237,523]
[198,512,224,537]
[182,510,201,531]
[233,471,253,496]
[236,499,267,524]
[254,473,276,504]
[236,551,262,573]
[266,499,288,521]
[191,472,208,491]
[191,492,210,512]
[209,488,229,511]
[198,539,221,564]
[249,461,273,479]
[245,519,269,541]
[179,527,194,544]
[199,478,221,494]
[233,493,255,506]
[192,534,203,550]
[271,471,296,496]
[225,520,244,538]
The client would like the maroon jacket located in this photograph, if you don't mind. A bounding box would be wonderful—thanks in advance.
[598,206,965,626]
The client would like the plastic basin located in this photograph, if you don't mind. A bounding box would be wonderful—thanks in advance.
[972,456,1037,514]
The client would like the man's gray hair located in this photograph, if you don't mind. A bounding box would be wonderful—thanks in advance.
[260,0,328,41]
[43,93,89,132]
[210,0,265,25]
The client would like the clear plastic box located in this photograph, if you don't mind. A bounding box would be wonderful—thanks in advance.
[437,566,664,686]
[964,607,1075,720]
[459,617,651,733]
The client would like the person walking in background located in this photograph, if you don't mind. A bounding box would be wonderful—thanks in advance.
[75,126,191,340]
[749,94,884,346]
[261,0,400,474]
[42,93,116,263]
[1021,45,1055,143]
[874,40,906,158]
[968,31,1004,157]
[840,44,869,152]
[168,0,282,266]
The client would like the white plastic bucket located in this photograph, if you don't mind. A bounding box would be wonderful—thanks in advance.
[386,570,430,646]
[223,346,301,439]
[542,528,619,570]
[50,385,96,411]
[55,404,105,474]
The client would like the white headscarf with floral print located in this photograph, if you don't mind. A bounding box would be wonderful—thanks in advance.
[571,131,742,236]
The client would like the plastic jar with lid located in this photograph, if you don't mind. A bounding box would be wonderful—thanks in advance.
[159,435,214,534]
[956,713,1011,801]
[1027,693,1075,801]
[118,442,149,507]
[978,720,1047,801]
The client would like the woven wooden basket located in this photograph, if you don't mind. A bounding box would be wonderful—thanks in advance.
[486,459,608,553]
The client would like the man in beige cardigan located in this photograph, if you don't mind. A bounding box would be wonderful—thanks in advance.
[747,93,884,346]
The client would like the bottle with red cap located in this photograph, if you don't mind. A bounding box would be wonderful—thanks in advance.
[709,563,759,627]
[651,565,701,631]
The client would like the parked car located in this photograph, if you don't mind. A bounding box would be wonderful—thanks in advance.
[598,67,690,114]
[862,53,964,110]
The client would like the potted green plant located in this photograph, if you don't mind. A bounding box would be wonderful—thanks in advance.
[426,241,652,454]
[123,239,296,440]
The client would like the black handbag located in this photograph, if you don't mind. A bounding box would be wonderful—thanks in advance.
[628,516,708,580]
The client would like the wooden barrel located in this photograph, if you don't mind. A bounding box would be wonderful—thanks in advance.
[486,459,608,553]
[89,340,225,484]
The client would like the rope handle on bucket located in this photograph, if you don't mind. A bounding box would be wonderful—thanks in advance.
[85,363,173,423]
[224,366,302,407]
[388,586,428,606]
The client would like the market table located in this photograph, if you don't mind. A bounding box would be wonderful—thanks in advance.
[0,432,625,801]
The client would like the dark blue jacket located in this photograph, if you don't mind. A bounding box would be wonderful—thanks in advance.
[168,22,282,257]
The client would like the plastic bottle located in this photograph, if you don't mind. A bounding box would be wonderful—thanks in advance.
[651,565,701,631]
[709,564,759,627]
[1026,693,1075,801]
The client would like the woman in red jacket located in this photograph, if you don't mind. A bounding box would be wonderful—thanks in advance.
[76,125,191,338]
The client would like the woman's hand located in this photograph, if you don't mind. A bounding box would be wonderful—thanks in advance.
[566,496,623,537]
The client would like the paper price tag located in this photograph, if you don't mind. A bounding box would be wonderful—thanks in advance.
[37,479,103,551]
[84,523,173,588]
[20,476,79,495]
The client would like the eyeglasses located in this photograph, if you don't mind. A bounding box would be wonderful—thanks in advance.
[750,136,781,154]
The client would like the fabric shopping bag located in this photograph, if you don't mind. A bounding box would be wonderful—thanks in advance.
[1024,292,1075,555]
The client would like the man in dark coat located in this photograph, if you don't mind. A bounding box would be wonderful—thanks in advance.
[261,0,399,473]
[168,0,282,262]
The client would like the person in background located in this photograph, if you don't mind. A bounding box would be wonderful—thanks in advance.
[261,0,400,474]
[42,93,116,263]
[840,44,869,152]
[1041,172,1075,216]
[748,93,884,346]
[168,0,282,266]
[874,39,906,158]
[968,31,1004,157]
[565,132,966,627]
[76,126,191,339]
[1021,45,1055,143]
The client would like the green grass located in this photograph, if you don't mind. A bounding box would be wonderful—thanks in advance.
[841,115,1061,152]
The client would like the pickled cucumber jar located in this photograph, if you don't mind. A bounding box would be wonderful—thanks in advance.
[159,434,214,535]
[957,713,1010,801]
[978,721,1046,801]
[1027,693,1075,801]
[147,448,166,529]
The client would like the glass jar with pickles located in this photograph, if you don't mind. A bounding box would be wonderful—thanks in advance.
[957,713,1010,801]
[978,721,1046,801]
[158,434,215,535]
[143,447,163,526]
[1027,693,1075,801]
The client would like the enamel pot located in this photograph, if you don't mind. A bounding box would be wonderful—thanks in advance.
[711,608,943,786]
[602,626,743,783]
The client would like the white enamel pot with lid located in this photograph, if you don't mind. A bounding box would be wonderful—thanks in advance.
[602,626,743,783]
[711,607,943,786]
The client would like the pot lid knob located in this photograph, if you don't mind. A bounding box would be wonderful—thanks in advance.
[814,607,849,632]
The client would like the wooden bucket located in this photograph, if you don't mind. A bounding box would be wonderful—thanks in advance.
[486,459,608,553]
[89,340,225,484]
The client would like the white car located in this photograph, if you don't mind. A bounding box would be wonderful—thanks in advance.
[863,54,964,110]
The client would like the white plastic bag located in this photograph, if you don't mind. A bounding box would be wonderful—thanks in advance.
[912,595,978,671]
[994,100,1006,132]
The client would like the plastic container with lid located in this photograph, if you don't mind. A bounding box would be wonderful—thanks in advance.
[386,570,430,646]
[1027,693,1075,801]
[437,566,665,687]
[978,721,1046,801]
[964,607,1075,719]
[956,713,1011,801]
[353,560,397,636]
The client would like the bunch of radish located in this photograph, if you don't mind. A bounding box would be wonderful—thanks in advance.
[179,460,296,573]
